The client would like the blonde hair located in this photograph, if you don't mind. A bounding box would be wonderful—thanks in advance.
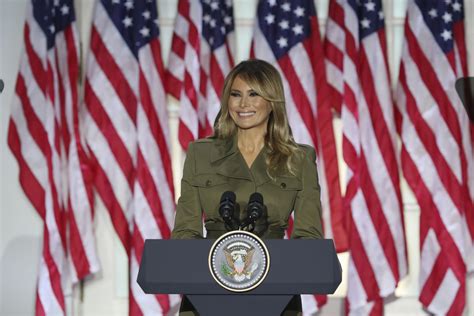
[213,59,302,177]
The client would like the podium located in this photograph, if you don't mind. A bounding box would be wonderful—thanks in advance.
[137,239,342,316]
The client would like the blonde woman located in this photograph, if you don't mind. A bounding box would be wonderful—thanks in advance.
[172,59,323,315]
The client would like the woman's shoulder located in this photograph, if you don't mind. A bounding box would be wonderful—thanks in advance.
[295,143,317,161]
[188,137,221,152]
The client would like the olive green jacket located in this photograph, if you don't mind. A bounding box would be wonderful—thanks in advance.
[171,136,323,240]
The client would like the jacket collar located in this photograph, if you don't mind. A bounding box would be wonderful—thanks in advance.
[210,134,272,186]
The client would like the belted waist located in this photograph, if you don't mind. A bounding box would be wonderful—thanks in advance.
[204,222,285,239]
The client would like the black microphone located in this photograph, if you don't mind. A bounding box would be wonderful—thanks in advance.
[240,192,264,232]
[219,191,238,231]
[0,79,4,94]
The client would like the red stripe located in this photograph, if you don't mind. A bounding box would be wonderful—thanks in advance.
[84,80,136,189]
[68,201,91,278]
[7,121,46,219]
[358,153,400,280]
[208,53,225,99]
[89,151,131,253]
[399,66,468,219]
[35,292,46,316]
[327,0,344,27]
[179,121,194,151]
[138,69,174,197]
[24,24,47,94]
[91,26,137,122]
[405,25,468,183]
[129,286,143,316]
[16,74,67,249]
[359,44,401,191]
[132,225,171,313]
[277,55,317,144]
[136,151,172,239]
[348,213,381,302]
[42,228,66,311]
[325,41,343,70]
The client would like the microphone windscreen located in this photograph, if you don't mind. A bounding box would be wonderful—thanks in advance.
[249,192,263,205]
[220,191,236,203]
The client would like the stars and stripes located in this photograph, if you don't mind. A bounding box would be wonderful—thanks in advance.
[395,0,473,314]
[81,0,178,314]
[7,0,100,314]
[167,0,235,151]
[325,0,408,313]
[252,0,347,313]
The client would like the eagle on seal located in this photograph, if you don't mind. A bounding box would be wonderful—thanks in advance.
[224,246,258,282]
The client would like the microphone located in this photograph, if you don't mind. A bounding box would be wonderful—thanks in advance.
[219,191,239,231]
[240,192,264,232]
[0,79,4,94]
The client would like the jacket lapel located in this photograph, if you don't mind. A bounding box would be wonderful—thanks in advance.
[209,134,272,186]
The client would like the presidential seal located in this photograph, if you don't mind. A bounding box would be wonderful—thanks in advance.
[209,230,270,292]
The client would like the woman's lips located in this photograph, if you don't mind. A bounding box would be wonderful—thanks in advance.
[238,111,256,117]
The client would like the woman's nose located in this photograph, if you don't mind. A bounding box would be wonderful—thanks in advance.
[239,96,249,108]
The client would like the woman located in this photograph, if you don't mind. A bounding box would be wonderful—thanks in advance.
[172,59,323,315]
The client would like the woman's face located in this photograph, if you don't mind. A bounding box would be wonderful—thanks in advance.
[228,76,272,132]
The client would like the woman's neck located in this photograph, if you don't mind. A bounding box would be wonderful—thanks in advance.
[237,128,266,153]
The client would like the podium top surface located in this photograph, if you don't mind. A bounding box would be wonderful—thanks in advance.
[137,239,341,295]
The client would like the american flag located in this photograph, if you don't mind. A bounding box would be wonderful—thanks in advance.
[395,0,474,314]
[167,0,235,150]
[81,0,178,314]
[8,0,100,314]
[325,0,408,313]
[251,0,347,313]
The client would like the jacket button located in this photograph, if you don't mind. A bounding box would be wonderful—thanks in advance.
[206,180,212,187]
[280,182,286,189]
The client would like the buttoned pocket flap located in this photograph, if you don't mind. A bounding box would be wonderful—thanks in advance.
[190,174,228,187]
[273,177,302,191]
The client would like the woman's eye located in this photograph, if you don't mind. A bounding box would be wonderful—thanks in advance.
[249,91,259,97]
[230,92,240,97]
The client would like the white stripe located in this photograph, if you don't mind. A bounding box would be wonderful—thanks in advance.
[402,42,462,182]
[139,45,171,149]
[344,2,359,50]
[352,191,397,294]
[301,295,319,314]
[26,8,47,69]
[427,268,460,315]
[398,78,466,257]
[136,106,175,228]
[179,95,199,139]
[362,35,398,152]
[94,2,138,93]
[213,42,232,79]
[325,61,343,94]
[357,78,407,278]
[419,229,441,288]
[83,110,134,224]
[130,254,162,314]
[10,93,49,189]
[168,51,186,83]
[37,257,64,315]
[68,140,100,273]
[252,26,313,146]
[133,185,162,239]
[347,258,368,310]
[288,45,317,114]
[326,19,345,52]
[86,53,137,158]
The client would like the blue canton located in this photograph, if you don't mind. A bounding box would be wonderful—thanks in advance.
[102,0,160,58]
[416,0,464,54]
[348,0,385,40]
[33,0,76,49]
[257,0,316,59]
[201,0,234,50]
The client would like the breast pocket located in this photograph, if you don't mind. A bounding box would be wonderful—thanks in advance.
[190,174,229,217]
[262,176,302,226]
